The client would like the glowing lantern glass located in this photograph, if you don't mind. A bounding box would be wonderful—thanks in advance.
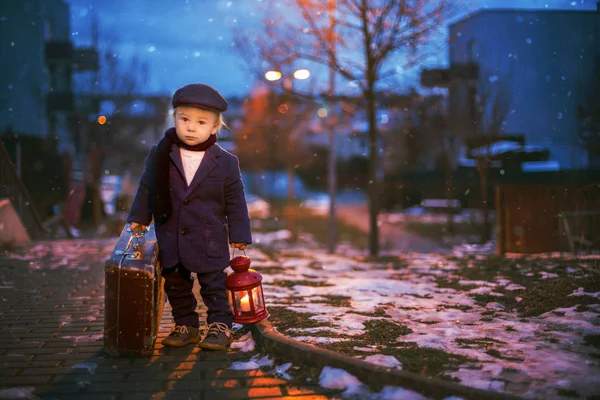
[225,255,269,324]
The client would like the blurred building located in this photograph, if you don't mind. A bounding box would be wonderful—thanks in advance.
[0,0,100,221]
[220,96,244,152]
[422,5,599,170]
[303,93,448,173]
[0,0,98,155]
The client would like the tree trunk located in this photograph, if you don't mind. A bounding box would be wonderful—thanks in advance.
[326,0,337,255]
[257,168,265,198]
[365,83,379,256]
[477,156,490,243]
[89,144,103,229]
[444,166,454,235]
[282,82,297,240]
[286,143,296,240]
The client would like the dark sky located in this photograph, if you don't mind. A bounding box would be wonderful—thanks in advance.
[65,0,595,98]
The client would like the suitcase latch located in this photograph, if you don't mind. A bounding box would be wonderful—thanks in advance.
[114,249,142,260]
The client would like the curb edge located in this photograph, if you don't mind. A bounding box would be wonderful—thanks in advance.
[251,319,525,400]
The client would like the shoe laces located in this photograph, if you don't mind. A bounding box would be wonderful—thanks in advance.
[206,322,229,338]
[172,325,189,336]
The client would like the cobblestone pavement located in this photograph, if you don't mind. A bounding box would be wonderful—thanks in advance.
[0,239,339,400]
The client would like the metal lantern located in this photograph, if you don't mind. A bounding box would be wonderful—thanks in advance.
[225,255,269,324]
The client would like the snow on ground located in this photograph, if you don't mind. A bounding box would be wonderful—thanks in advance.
[3,233,599,399]
[245,232,600,399]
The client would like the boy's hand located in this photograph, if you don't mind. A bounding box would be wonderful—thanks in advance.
[129,222,147,235]
[230,243,247,251]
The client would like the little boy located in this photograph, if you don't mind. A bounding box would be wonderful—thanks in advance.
[128,83,252,350]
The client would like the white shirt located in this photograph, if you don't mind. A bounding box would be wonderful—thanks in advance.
[180,148,205,186]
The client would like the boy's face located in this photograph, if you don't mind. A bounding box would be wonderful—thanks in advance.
[174,106,219,146]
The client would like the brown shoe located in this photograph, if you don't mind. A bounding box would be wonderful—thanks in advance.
[162,325,201,347]
[197,322,232,351]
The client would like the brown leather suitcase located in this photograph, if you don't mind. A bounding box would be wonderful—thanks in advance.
[103,224,165,356]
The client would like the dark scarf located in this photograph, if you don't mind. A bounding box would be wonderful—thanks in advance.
[153,127,217,223]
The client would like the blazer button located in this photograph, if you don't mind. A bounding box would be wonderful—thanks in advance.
[181,228,188,236]
[183,197,190,205]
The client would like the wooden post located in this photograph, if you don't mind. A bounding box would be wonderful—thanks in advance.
[495,185,505,255]
[89,144,103,228]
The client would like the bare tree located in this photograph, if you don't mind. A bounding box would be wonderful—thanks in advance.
[419,94,458,234]
[236,0,459,255]
[469,76,512,243]
[233,15,322,238]
[234,82,314,235]
[234,84,313,180]
[234,87,282,175]
[74,16,162,227]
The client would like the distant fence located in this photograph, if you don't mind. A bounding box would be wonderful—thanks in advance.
[382,167,600,211]
[0,139,47,239]
[495,184,600,254]
[1,133,68,220]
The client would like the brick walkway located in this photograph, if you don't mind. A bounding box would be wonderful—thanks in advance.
[0,239,339,400]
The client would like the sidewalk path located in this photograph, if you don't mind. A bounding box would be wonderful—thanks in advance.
[0,239,339,400]
[336,204,448,253]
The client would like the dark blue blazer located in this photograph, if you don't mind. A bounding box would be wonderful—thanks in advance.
[127,142,252,273]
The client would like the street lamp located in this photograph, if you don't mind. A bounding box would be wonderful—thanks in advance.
[264,70,282,81]
[264,69,311,88]
[264,68,311,239]
[293,69,311,80]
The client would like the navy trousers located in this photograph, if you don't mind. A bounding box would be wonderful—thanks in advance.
[161,264,232,328]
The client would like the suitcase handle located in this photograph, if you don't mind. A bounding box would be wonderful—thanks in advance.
[114,224,149,260]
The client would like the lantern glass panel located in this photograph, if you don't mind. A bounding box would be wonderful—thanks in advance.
[232,291,242,317]
[228,291,235,308]
[237,290,252,314]
[251,286,264,311]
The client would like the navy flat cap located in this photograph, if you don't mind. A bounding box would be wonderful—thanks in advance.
[172,83,228,112]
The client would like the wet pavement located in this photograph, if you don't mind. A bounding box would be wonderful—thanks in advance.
[0,239,338,400]
[336,205,449,253]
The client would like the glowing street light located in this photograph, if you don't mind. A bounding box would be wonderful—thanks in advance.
[265,69,310,82]
[293,69,311,80]
[265,70,282,81]
[263,67,311,240]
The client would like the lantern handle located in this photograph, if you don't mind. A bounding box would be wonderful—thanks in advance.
[230,246,247,259]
